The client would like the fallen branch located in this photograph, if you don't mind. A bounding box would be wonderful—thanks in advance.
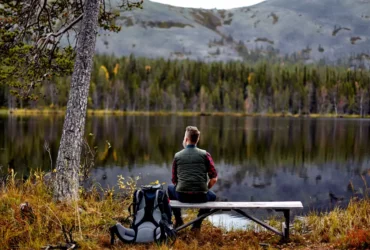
[41,243,77,250]
[41,225,79,249]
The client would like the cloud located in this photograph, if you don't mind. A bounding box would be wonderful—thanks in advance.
[151,0,266,9]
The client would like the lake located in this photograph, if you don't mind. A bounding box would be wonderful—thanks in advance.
[1,115,369,218]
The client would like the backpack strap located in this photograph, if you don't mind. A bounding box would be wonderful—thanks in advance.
[132,190,144,228]
[156,190,165,214]
[159,219,177,246]
[109,225,116,245]
[155,189,178,245]
[155,189,172,224]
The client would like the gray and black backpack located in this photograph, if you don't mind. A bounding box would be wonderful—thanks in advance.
[109,184,176,244]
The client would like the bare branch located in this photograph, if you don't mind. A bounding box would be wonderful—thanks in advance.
[79,0,84,12]
[49,35,62,64]
[19,1,38,40]
[37,14,83,50]
[37,0,48,31]
[53,14,83,38]
[44,5,54,33]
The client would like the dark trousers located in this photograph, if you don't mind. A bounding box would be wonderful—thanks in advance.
[167,184,216,228]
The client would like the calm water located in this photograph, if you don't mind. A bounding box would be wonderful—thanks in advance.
[1,115,370,216]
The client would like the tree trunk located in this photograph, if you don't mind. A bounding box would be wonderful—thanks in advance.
[54,0,100,201]
[360,92,364,117]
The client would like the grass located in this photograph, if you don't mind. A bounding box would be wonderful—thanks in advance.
[1,108,370,119]
[0,108,66,116]
[306,199,370,249]
[0,171,129,249]
[1,171,370,249]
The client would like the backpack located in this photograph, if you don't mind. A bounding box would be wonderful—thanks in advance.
[109,184,176,245]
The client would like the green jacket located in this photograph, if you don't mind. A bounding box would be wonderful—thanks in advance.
[174,145,208,192]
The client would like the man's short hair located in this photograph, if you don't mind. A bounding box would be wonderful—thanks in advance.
[186,126,200,143]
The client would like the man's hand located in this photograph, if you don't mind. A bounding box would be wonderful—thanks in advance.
[208,177,218,189]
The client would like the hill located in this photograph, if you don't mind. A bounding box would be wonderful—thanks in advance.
[95,0,370,62]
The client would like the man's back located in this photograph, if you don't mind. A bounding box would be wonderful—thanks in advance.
[174,146,208,192]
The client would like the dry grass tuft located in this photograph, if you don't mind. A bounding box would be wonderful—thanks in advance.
[307,199,370,249]
[1,171,369,249]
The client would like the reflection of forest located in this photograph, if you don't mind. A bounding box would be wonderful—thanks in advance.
[1,115,370,177]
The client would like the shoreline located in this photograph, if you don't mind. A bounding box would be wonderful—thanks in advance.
[0,108,369,119]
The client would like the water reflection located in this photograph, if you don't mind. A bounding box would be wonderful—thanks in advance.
[208,213,252,231]
[1,115,369,213]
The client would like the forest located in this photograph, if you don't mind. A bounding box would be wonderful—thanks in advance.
[1,54,370,116]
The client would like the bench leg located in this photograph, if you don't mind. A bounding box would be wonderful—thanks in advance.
[283,209,290,241]
[275,209,290,241]
[175,209,220,232]
[234,209,283,237]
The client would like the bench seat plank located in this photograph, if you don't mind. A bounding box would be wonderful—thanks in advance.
[169,201,303,209]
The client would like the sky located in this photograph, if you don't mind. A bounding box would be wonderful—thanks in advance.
[151,0,266,9]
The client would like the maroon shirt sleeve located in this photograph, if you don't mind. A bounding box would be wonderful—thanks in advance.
[172,159,177,184]
[206,152,217,179]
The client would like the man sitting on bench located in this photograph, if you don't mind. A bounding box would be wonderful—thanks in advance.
[168,126,218,231]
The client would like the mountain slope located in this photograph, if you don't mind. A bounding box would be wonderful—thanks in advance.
[95,0,370,61]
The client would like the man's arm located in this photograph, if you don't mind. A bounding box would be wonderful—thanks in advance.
[206,152,218,189]
[171,159,177,185]
[208,177,218,189]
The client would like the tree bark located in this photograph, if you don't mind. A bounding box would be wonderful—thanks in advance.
[360,92,364,117]
[54,0,100,201]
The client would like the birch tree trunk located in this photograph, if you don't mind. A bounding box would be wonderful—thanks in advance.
[54,0,100,201]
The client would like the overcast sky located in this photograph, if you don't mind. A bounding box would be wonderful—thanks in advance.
[151,0,266,9]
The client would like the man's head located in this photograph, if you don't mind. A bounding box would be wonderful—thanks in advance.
[183,126,200,148]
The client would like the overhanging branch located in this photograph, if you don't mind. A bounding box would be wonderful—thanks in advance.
[52,14,84,38]
[37,14,83,50]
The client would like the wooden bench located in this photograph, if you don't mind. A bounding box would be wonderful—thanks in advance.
[170,201,303,240]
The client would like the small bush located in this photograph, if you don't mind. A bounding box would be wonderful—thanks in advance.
[336,228,370,249]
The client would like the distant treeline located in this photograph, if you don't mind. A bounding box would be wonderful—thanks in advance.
[1,54,370,115]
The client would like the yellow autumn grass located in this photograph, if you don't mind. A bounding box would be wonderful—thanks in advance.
[99,65,109,81]
[2,109,370,119]
[307,199,370,247]
[1,170,370,249]
[113,64,119,76]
